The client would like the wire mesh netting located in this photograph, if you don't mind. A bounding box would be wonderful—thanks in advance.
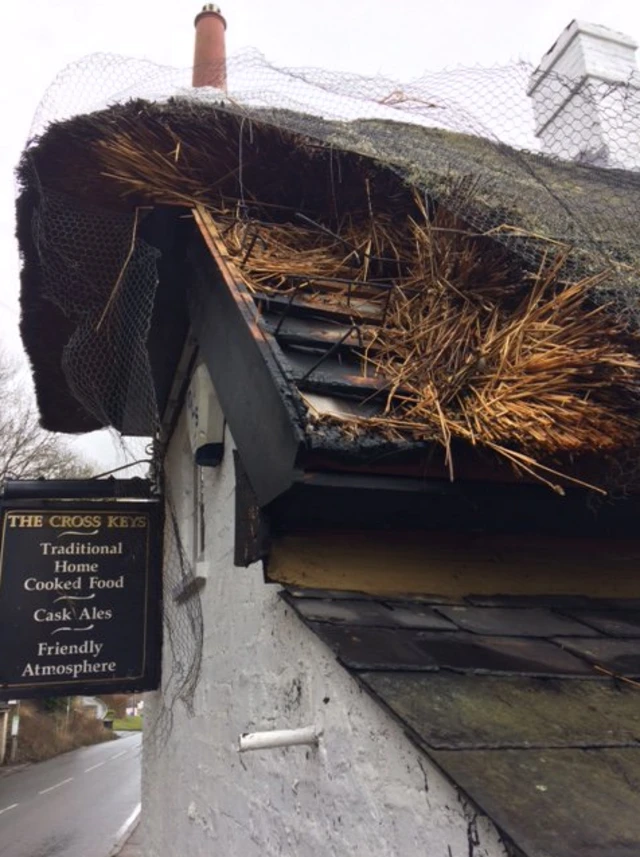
[26,51,640,308]
[17,51,640,729]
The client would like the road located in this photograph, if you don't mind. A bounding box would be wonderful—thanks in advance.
[0,732,141,857]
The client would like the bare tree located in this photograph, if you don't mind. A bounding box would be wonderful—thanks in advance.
[0,352,92,482]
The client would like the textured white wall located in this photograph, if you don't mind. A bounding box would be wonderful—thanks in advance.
[141,407,508,857]
[530,80,640,168]
[529,21,640,169]
[540,21,638,83]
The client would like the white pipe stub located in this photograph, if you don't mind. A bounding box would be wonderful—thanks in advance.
[238,726,321,753]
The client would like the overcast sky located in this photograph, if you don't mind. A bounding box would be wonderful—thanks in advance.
[1,0,638,467]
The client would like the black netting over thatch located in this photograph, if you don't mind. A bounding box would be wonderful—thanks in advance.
[15,54,640,495]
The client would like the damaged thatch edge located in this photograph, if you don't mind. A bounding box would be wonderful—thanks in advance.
[215,201,640,495]
[15,96,640,493]
[19,97,640,265]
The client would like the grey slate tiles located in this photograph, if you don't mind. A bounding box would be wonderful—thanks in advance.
[291,597,457,630]
[431,747,640,857]
[283,587,640,857]
[435,605,600,637]
[557,609,640,637]
[283,589,638,677]
[359,672,640,750]
[553,637,640,676]
[306,624,439,671]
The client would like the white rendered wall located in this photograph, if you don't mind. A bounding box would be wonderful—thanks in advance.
[532,81,640,168]
[528,20,640,169]
[140,406,509,857]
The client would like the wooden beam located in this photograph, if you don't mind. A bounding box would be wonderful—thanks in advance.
[254,292,382,325]
[188,208,306,504]
[267,531,640,598]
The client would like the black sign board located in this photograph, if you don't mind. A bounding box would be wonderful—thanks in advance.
[0,480,162,699]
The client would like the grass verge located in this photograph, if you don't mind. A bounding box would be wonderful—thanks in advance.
[113,716,143,731]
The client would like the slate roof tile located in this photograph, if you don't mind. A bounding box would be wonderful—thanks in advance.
[553,637,640,677]
[466,594,614,608]
[557,609,640,638]
[285,588,640,857]
[307,623,439,671]
[286,595,457,630]
[430,747,640,857]
[411,632,594,676]
[359,672,640,749]
[435,605,599,637]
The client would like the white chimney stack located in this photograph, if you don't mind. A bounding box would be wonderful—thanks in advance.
[528,20,640,169]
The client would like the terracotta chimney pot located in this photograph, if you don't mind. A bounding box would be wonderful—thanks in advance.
[193,4,227,90]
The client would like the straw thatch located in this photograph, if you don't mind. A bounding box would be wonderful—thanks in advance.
[16,98,640,491]
[213,195,640,492]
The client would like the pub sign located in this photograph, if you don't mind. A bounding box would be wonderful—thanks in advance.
[0,479,162,699]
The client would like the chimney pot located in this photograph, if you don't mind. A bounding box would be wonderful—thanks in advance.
[193,4,227,89]
[196,4,225,25]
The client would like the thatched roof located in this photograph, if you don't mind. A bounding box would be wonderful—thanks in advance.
[16,98,640,491]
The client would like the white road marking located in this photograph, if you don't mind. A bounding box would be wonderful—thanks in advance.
[39,777,73,795]
[0,803,18,815]
[86,743,134,772]
[113,802,141,847]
